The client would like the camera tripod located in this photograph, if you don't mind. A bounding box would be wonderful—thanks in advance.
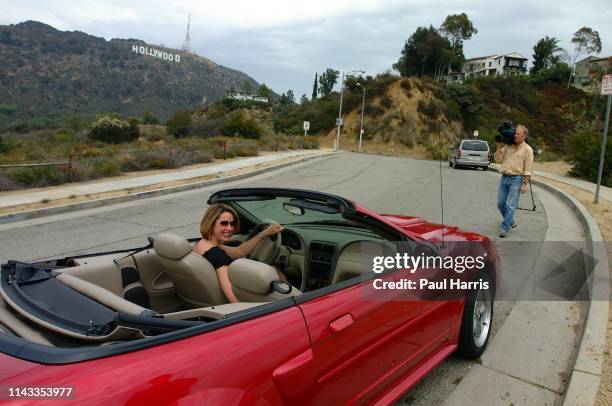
[517,179,536,211]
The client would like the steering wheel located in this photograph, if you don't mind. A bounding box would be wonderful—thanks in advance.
[246,223,282,265]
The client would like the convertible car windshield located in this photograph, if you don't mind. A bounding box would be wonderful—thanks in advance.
[233,195,356,226]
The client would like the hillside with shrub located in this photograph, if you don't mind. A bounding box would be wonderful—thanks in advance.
[0,20,262,129]
[278,72,608,185]
[0,68,608,189]
[0,103,319,191]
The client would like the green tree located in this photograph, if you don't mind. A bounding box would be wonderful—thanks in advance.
[222,111,262,139]
[286,90,295,104]
[272,104,301,134]
[393,26,453,78]
[89,114,139,144]
[142,110,160,125]
[318,68,340,97]
[312,73,318,101]
[300,94,308,104]
[166,110,192,138]
[568,27,602,87]
[439,13,477,76]
[257,83,272,98]
[531,36,564,74]
[446,83,483,130]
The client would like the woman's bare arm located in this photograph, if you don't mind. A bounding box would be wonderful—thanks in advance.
[216,265,238,303]
[222,223,284,259]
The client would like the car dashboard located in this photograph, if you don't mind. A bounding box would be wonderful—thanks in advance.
[279,224,397,292]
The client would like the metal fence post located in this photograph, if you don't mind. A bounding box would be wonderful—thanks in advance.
[168,145,174,167]
[68,154,73,182]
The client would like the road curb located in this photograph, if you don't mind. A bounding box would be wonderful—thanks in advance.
[490,166,609,405]
[0,152,337,225]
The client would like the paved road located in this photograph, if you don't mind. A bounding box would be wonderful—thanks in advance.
[0,153,548,403]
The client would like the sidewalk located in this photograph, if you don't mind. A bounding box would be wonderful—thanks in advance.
[0,149,332,212]
[445,183,588,405]
[491,163,612,203]
[489,162,610,405]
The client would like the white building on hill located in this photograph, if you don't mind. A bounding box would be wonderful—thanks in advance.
[227,90,269,103]
[446,53,529,83]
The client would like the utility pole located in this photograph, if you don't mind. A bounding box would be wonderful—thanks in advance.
[356,83,366,153]
[595,74,612,203]
[334,69,365,152]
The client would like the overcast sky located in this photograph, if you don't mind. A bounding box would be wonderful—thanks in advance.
[2,0,610,98]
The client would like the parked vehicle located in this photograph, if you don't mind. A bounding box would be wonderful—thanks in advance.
[449,139,491,170]
[0,188,499,405]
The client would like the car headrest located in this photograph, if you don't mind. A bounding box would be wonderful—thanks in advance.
[229,258,277,294]
[153,233,191,260]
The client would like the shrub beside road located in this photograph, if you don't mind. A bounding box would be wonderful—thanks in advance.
[0,126,318,190]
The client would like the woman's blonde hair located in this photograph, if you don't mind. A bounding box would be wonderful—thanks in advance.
[200,203,240,240]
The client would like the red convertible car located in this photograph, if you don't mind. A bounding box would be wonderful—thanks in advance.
[0,188,499,404]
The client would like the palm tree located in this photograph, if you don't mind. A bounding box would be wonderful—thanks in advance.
[531,36,565,74]
[541,36,563,69]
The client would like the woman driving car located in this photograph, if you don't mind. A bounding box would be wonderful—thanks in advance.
[192,203,284,303]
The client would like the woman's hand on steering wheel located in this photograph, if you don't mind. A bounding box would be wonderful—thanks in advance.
[260,223,284,238]
[247,222,283,264]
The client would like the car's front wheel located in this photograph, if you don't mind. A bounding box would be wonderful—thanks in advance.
[458,272,493,358]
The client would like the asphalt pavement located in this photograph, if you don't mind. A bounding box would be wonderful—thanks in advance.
[0,151,606,405]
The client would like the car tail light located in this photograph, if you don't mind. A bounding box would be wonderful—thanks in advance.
[457,150,462,158]
[488,152,492,160]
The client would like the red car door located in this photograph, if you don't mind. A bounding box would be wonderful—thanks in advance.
[289,269,455,405]
[0,304,312,405]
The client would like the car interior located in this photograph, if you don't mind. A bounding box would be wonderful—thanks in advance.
[0,192,402,349]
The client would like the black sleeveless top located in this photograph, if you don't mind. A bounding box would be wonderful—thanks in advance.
[203,246,233,269]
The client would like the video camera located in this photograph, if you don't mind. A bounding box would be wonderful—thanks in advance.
[495,121,516,145]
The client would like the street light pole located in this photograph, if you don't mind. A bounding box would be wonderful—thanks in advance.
[356,83,366,153]
[335,69,365,152]
[334,72,345,152]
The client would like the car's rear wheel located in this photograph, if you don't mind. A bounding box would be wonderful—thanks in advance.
[482,166,489,171]
[458,272,493,358]
[449,160,454,167]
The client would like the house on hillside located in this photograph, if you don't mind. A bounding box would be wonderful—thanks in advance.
[445,53,528,83]
[572,56,611,92]
[227,90,269,103]
[462,55,498,78]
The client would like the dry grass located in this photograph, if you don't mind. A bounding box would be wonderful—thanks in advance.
[0,152,327,215]
[533,161,572,177]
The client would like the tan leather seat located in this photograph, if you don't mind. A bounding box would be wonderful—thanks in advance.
[229,258,301,302]
[153,233,229,307]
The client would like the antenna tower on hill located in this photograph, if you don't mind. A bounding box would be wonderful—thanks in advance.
[182,12,191,52]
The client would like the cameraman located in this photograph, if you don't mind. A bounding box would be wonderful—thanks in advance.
[494,125,534,238]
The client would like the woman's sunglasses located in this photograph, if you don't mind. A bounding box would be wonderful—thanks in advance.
[217,220,236,227]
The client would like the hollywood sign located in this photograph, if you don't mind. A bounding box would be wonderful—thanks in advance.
[131,45,181,62]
